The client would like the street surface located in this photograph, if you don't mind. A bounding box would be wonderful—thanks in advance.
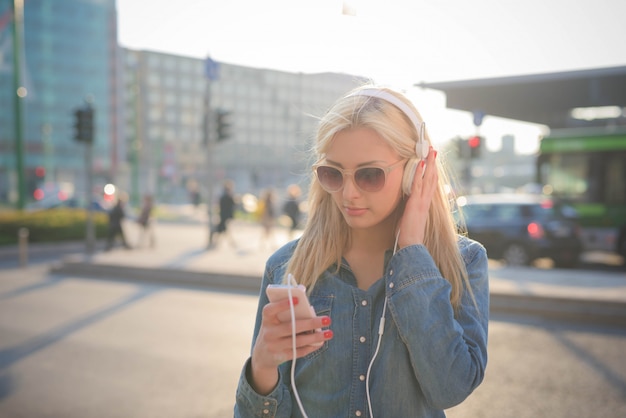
[1,265,625,418]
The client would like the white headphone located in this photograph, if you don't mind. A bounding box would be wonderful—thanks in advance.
[347,88,430,160]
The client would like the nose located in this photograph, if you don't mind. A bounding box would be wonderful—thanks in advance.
[342,173,361,198]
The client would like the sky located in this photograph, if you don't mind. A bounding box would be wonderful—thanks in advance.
[116,0,626,154]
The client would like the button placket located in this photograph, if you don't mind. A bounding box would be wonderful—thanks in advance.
[353,292,372,414]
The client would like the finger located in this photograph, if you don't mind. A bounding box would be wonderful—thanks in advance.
[268,326,333,365]
[298,328,334,348]
[409,160,425,197]
[274,315,332,338]
[261,296,299,324]
[419,149,438,193]
[280,328,334,361]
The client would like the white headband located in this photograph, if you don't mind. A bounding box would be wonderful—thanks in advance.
[347,88,429,159]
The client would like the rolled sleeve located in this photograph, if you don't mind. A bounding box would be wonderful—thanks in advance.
[234,358,292,418]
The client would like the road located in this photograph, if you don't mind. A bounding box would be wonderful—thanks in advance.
[1,265,625,417]
[0,265,255,418]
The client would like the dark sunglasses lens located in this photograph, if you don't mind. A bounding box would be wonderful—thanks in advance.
[355,167,385,192]
[316,166,343,191]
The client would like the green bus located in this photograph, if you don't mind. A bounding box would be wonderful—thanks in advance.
[536,128,626,260]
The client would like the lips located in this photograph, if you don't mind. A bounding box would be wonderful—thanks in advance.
[344,206,368,216]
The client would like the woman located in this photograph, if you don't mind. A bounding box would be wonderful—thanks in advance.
[282,184,303,240]
[234,85,489,417]
[135,194,155,248]
[258,188,277,250]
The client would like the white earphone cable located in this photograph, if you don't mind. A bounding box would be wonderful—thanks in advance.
[287,274,309,418]
[366,229,401,418]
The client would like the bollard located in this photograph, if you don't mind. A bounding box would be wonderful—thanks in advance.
[18,227,29,267]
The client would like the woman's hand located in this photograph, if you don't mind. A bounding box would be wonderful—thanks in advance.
[250,297,332,395]
[397,147,438,248]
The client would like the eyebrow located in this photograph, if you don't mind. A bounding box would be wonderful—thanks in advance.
[324,159,389,168]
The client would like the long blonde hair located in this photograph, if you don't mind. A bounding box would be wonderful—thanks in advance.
[286,85,470,309]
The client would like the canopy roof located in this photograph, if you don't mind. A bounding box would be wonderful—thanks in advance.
[419,66,626,129]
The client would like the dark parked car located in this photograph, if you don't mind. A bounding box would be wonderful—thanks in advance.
[457,193,583,267]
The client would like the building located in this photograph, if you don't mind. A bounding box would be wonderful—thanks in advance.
[0,0,119,207]
[1,1,366,210]
[120,49,367,206]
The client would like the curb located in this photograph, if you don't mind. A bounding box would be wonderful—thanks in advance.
[50,261,626,328]
[489,293,626,328]
[49,260,261,294]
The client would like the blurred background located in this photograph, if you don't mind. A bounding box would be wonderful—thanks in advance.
[2,0,625,261]
[1,3,626,417]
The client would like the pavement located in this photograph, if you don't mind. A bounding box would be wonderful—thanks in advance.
[4,211,626,327]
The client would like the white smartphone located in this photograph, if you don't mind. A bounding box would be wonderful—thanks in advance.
[266,284,316,323]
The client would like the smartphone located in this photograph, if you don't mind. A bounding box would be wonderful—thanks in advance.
[266,284,316,323]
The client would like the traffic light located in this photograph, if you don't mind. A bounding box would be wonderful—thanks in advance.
[216,109,231,142]
[73,106,94,143]
[468,135,482,159]
[456,137,470,159]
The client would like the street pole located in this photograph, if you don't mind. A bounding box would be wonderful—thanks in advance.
[11,0,26,210]
[84,101,95,256]
[131,67,141,209]
[469,111,485,194]
[204,56,219,248]
[85,136,95,256]
[41,123,53,183]
[204,78,215,247]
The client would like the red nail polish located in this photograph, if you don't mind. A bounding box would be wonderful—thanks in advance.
[292,297,299,305]
[433,150,438,158]
[321,316,331,326]
[323,330,333,339]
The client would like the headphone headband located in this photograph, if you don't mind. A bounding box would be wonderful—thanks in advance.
[347,88,428,159]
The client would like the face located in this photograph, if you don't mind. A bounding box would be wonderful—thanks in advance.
[321,127,405,230]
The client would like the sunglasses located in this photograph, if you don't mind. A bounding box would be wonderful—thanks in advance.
[313,159,406,193]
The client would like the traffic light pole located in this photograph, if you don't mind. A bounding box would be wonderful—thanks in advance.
[467,111,484,194]
[11,0,26,210]
[84,138,95,256]
[204,79,216,248]
[77,100,96,256]
[202,56,221,249]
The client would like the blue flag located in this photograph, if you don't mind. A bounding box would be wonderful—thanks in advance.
[205,57,220,81]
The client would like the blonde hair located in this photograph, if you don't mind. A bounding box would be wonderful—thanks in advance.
[286,85,471,309]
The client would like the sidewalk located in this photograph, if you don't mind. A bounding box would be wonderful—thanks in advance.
[38,219,626,327]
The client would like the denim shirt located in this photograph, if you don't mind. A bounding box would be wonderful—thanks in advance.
[235,236,489,418]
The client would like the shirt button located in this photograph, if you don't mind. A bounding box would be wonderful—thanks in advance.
[263,409,269,414]
[389,269,394,275]
[264,401,269,406]
[359,374,365,381]
[389,282,394,289]
[356,410,362,416]
[359,336,366,343]
[361,300,368,306]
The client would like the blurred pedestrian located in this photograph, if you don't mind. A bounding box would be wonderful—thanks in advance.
[210,180,236,248]
[282,184,302,240]
[105,195,131,251]
[136,194,155,248]
[188,180,201,208]
[257,188,277,250]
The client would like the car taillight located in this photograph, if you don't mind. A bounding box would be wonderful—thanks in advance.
[527,222,544,239]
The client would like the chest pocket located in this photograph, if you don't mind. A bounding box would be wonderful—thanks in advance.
[303,294,334,360]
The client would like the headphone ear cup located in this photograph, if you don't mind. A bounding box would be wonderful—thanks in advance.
[402,158,419,196]
[417,141,429,160]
